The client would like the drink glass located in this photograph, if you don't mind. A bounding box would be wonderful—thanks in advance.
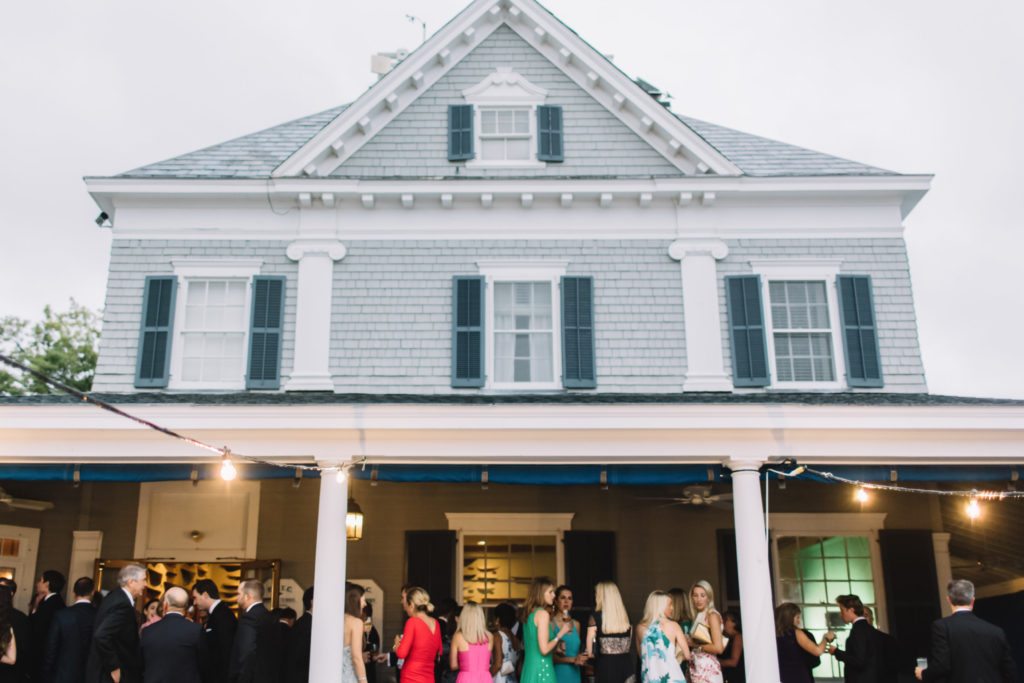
[916,658,928,670]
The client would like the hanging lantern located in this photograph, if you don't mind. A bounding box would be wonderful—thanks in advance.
[346,497,364,541]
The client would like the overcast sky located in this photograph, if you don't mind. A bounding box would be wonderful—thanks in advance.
[1,0,1021,398]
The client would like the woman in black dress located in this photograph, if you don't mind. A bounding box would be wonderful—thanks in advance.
[774,603,833,683]
[718,611,744,683]
[0,586,18,678]
[583,582,633,683]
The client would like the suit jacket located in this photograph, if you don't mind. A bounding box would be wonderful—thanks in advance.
[0,608,30,683]
[285,613,312,683]
[140,613,207,683]
[228,604,283,683]
[42,601,97,683]
[86,589,141,683]
[834,619,884,683]
[922,610,1017,683]
[204,601,238,683]
[31,594,67,680]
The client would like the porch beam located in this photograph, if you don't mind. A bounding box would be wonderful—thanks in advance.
[728,457,781,683]
[309,459,349,683]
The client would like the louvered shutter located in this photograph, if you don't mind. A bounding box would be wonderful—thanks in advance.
[135,276,177,388]
[405,531,457,604]
[247,276,285,389]
[561,276,596,388]
[837,275,884,387]
[452,276,485,387]
[725,275,770,387]
[563,531,616,608]
[537,105,564,162]
[448,104,474,161]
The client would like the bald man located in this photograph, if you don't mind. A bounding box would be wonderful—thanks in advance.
[140,587,208,683]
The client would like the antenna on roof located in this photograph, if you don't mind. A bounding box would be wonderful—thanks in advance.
[406,14,427,44]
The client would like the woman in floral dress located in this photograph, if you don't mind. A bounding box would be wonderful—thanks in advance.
[686,581,725,683]
[637,591,691,683]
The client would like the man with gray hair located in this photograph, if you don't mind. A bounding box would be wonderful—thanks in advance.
[915,579,1017,682]
[87,563,147,683]
[140,586,207,683]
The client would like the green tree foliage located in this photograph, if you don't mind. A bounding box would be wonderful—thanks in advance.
[0,300,100,395]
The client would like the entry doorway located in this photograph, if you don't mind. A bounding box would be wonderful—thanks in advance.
[0,524,40,612]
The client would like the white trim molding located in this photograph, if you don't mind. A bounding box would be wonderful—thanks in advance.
[670,239,731,392]
[285,239,347,392]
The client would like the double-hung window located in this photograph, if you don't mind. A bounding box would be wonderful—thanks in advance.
[494,282,554,383]
[479,108,532,162]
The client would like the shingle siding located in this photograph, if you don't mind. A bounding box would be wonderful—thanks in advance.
[717,238,927,392]
[332,25,681,179]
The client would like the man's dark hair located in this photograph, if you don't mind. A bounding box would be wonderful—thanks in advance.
[947,579,975,607]
[192,579,220,600]
[495,602,517,630]
[835,594,865,617]
[276,607,297,621]
[303,586,314,611]
[72,577,95,598]
[0,578,16,595]
[42,570,66,596]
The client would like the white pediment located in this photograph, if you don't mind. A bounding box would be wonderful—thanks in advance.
[462,68,548,105]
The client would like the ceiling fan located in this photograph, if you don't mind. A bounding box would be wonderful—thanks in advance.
[0,488,54,511]
[638,485,733,509]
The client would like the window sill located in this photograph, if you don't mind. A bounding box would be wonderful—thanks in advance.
[465,159,547,169]
[768,382,846,391]
[488,382,562,392]
[167,381,247,392]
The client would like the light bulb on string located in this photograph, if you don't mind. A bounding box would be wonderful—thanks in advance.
[966,497,981,521]
[220,452,237,481]
[336,467,347,484]
[855,486,870,504]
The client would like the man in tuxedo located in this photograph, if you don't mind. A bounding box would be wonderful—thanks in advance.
[140,587,207,683]
[916,579,1017,683]
[192,579,237,682]
[42,576,97,683]
[31,570,67,681]
[0,578,31,683]
[828,594,883,683]
[228,579,282,683]
[285,586,313,683]
[86,563,147,683]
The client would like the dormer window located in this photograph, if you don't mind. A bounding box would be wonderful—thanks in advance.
[448,68,563,166]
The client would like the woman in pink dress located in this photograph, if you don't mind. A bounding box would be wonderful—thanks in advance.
[450,602,497,683]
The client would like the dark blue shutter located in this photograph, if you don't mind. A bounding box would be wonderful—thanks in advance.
[725,275,770,387]
[561,276,596,388]
[537,105,564,162]
[448,104,474,161]
[247,276,285,390]
[837,275,884,387]
[135,276,177,388]
[452,276,485,387]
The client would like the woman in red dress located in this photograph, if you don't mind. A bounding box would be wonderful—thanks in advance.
[393,586,443,683]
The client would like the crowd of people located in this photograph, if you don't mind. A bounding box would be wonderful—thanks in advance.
[0,567,1016,683]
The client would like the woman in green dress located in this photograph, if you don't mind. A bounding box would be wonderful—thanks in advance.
[551,586,585,683]
[521,577,572,683]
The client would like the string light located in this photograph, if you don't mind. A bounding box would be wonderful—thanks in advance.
[336,467,347,484]
[966,497,981,520]
[220,452,237,481]
[854,487,870,504]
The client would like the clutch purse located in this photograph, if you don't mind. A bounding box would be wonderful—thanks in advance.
[690,622,712,645]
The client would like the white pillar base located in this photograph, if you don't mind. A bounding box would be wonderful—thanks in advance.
[309,464,349,683]
[283,373,337,392]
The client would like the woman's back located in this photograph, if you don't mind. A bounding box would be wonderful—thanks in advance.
[776,631,812,683]
[639,619,685,683]
[457,641,493,683]
[521,609,556,683]
[591,612,633,683]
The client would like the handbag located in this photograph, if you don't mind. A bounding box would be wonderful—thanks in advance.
[690,622,712,646]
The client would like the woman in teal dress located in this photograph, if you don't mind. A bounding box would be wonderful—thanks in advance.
[521,577,572,683]
[551,586,584,683]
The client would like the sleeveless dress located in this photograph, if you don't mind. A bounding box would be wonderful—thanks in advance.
[640,619,686,683]
[775,631,812,683]
[343,645,358,683]
[521,609,557,683]
[396,617,444,683]
[493,631,518,683]
[552,620,581,683]
[687,612,723,683]
[457,641,494,683]
[592,611,634,683]
[719,634,745,683]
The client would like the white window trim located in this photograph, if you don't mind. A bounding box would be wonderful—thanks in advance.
[463,68,548,169]
[168,259,263,391]
[750,259,847,391]
[769,512,888,632]
[446,512,574,605]
[477,260,568,391]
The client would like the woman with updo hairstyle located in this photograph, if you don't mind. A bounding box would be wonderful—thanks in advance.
[393,587,443,683]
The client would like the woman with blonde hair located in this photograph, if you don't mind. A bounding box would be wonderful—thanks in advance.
[637,591,691,683]
[451,602,497,683]
[686,580,725,683]
[583,582,634,683]
[393,587,443,683]
[521,578,572,683]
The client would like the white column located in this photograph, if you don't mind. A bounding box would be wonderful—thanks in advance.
[309,463,349,683]
[728,458,781,683]
[285,240,346,391]
[932,532,953,616]
[68,530,103,595]
[668,239,731,391]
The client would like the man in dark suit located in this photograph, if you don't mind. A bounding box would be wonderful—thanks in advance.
[828,594,883,683]
[192,578,237,683]
[285,586,313,683]
[86,563,146,683]
[42,576,97,683]
[228,579,283,683]
[916,579,1017,683]
[140,586,207,683]
[0,578,32,683]
[31,570,67,681]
